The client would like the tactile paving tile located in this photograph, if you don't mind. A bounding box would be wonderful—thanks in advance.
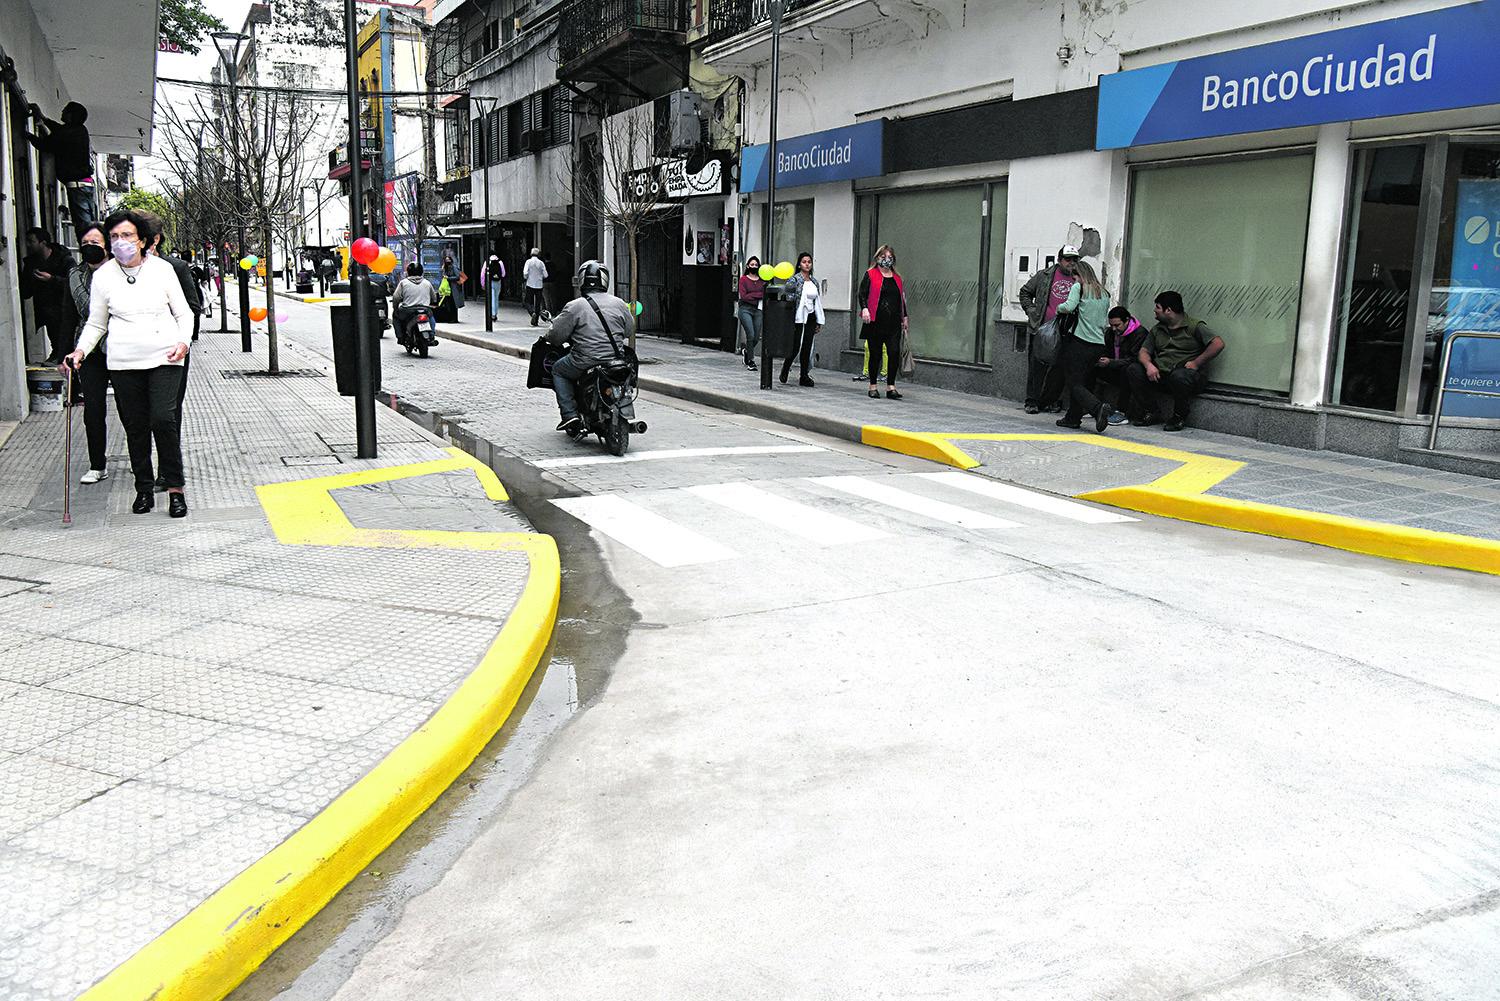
[0,636,125,685]
[0,594,124,636]
[0,688,120,754]
[137,802,307,898]
[61,611,194,650]
[0,851,117,939]
[0,753,120,839]
[136,619,282,665]
[46,651,206,705]
[35,705,223,778]
[252,628,374,682]
[147,726,339,803]
[222,592,361,631]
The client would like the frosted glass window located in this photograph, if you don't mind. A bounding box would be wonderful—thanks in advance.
[1124,154,1314,394]
[875,186,985,363]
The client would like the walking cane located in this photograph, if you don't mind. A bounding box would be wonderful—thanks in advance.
[62,362,74,527]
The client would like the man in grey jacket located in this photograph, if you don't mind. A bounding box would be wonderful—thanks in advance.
[545,260,634,432]
[1016,244,1080,414]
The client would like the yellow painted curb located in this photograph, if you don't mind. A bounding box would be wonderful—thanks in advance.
[79,448,560,1001]
[861,426,1500,577]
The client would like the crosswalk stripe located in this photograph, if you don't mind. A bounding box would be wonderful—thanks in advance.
[534,445,824,469]
[686,482,888,545]
[551,495,738,567]
[916,471,1137,524]
[809,476,1021,530]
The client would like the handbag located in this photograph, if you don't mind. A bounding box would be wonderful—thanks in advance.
[526,336,563,389]
[1033,317,1063,366]
[899,327,916,376]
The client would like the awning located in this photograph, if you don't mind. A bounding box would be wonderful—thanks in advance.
[441,222,490,234]
[27,0,158,154]
[328,159,375,180]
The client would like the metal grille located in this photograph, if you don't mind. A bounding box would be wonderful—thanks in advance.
[558,0,688,65]
[219,369,325,380]
[704,0,818,46]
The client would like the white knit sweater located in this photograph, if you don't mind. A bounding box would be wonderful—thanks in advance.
[76,257,194,369]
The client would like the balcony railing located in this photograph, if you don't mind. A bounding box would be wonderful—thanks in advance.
[557,0,688,67]
[704,0,821,47]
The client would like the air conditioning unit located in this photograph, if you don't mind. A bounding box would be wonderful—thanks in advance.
[521,129,546,153]
[666,89,704,153]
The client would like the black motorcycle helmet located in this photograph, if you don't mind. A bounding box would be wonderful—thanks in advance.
[578,260,609,294]
[405,262,423,278]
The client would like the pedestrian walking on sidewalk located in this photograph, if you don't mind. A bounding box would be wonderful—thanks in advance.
[65,210,195,518]
[1052,261,1114,434]
[737,257,766,370]
[524,248,548,326]
[142,216,203,491]
[780,252,823,387]
[442,252,465,309]
[66,223,111,485]
[483,254,505,316]
[1017,245,1081,414]
[858,245,907,400]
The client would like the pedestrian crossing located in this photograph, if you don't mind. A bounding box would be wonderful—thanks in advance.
[551,472,1136,568]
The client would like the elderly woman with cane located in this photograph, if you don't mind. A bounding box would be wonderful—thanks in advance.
[65,209,195,518]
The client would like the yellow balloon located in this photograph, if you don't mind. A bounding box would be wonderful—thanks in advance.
[239,257,254,270]
[774,261,795,280]
[757,264,775,281]
[370,247,397,275]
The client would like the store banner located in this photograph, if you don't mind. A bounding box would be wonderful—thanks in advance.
[1097,0,1500,149]
[1441,178,1500,418]
[384,173,421,240]
[741,120,884,193]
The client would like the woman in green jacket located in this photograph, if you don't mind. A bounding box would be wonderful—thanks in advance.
[1054,260,1114,434]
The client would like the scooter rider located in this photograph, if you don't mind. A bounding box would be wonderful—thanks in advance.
[545,260,634,433]
[392,262,436,343]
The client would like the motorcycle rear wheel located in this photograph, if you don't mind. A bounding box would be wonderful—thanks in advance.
[418,342,429,358]
[604,411,629,456]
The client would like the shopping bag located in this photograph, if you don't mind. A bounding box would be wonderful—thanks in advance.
[899,327,916,377]
[1033,317,1062,366]
[527,336,564,389]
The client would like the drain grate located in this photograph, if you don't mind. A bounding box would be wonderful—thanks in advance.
[221,369,325,380]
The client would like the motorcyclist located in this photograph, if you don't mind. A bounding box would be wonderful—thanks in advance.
[392,262,437,344]
[545,260,634,434]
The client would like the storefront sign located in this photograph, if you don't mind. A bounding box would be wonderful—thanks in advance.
[384,172,421,239]
[741,120,885,193]
[1441,177,1500,418]
[1097,1,1500,149]
[627,156,730,202]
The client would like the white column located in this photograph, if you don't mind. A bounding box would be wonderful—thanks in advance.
[1290,122,1352,408]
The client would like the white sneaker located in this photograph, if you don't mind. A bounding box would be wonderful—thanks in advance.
[80,468,108,485]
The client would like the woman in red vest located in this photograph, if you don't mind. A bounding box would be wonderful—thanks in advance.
[857,244,907,399]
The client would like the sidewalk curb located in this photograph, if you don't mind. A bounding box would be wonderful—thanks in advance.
[79,450,561,1001]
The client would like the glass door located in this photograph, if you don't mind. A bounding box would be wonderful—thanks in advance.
[1332,145,1426,411]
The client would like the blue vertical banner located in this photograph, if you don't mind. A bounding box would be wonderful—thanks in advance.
[1441,179,1500,418]
[1097,1,1500,149]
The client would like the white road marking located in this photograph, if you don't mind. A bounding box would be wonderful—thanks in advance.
[686,482,888,545]
[534,444,824,469]
[551,495,737,567]
[916,471,1137,524]
[809,476,1021,530]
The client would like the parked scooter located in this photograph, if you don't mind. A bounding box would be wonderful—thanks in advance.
[393,304,435,357]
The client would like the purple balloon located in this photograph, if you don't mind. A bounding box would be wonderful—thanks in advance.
[275,312,290,324]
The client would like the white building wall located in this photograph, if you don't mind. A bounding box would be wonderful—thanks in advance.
[469,37,572,222]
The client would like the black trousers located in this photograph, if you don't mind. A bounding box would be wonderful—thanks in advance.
[524,286,544,322]
[781,321,817,381]
[111,366,185,493]
[1060,335,1108,422]
[41,312,71,362]
[1025,333,1064,409]
[1092,360,1133,416]
[1124,362,1208,419]
[864,326,898,387]
[77,354,110,471]
[173,351,191,429]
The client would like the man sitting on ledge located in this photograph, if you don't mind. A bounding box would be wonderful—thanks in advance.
[1126,290,1225,432]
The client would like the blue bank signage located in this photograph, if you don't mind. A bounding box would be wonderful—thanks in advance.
[1097,1,1500,149]
[741,120,884,193]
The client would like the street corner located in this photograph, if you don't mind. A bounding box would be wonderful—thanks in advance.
[78,450,560,1001]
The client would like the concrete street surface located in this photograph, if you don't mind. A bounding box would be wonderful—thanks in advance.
[231,296,1500,1001]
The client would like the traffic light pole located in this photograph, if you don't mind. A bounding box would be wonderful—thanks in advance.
[345,0,377,459]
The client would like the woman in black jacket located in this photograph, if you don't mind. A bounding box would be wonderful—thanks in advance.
[857,245,908,400]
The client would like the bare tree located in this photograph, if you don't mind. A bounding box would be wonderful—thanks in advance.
[572,102,674,349]
[152,97,239,327]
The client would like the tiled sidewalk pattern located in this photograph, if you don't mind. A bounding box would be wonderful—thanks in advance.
[0,332,531,1000]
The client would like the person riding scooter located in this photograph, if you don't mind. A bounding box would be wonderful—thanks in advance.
[545,260,634,434]
[392,262,436,347]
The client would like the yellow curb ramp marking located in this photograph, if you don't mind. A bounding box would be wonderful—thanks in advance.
[80,447,560,1001]
[862,425,1500,577]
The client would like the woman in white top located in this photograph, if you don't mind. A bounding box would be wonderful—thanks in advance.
[66,210,195,518]
[779,252,825,387]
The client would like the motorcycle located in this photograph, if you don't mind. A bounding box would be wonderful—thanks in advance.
[570,355,648,457]
[394,304,435,357]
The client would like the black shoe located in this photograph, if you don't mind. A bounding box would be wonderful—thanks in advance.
[154,477,167,492]
[556,416,584,433]
[799,376,815,387]
[1055,417,1083,429]
[1136,412,1163,428]
[1094,404,1113,434]
[779,369,789,385]
[168,493,188,518]
[1163,416,1185,432]
[886,389,902,400]
[1024,403,1041,415]
[530,318,539,327]
[1045,402,1065,414]
[745,359,757,370]
[132,491,154,514]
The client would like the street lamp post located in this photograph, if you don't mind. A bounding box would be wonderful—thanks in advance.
[344,0,377,459]
[308,179,328,294]
[472,95,496,333]
[760,0,785,391]
[211,30,253,353]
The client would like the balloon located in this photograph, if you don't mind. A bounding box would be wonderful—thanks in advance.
[757,264,775,281]
[275,312,289,324]
[370,247,397,274]
[239,257,254,271]
[774,261,795,280]
[351,237,379,265]
[248,307,268,321]
[633,301,644,316]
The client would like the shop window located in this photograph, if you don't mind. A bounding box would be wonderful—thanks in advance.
[770,200,813,271]
[1425,142,1500,417]
[981,181,1010,364]
[1124,153,1315,394]
[1333,145,1425,411]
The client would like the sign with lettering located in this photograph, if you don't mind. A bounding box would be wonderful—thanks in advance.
[741,120,885,193]
[1097,1,1500,149]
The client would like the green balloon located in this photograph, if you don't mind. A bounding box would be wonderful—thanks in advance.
[633,301,644,316]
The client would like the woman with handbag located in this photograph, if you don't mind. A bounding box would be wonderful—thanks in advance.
[1053,260,1115,434]
[857,245,907,400]
[780,252,824,387]
[736,256,765,370]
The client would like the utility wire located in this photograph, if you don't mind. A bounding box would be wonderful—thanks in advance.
[157,75,467,100]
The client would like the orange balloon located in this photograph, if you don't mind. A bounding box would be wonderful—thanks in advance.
[248,307,268,321]
[370,247,398,275]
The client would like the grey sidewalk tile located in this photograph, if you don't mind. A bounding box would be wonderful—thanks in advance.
[147,726,339,803]
[47,651,206,705]
[138,802,306,898]
[137,619,282,665]
[0,636,124,685]
[0,688,120,754]
[0,851,117,939]
[35,706,223,779]
[0,754,120,839]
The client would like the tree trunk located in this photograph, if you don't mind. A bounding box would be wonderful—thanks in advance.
[628,232,639,351]
[263,225,280,375]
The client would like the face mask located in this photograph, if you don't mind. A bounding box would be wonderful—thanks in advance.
[877,256,894,269]
[111,239,139,265]
[80,244,107,265]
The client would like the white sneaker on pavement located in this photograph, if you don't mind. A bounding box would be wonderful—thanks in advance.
[80,468,108,485]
